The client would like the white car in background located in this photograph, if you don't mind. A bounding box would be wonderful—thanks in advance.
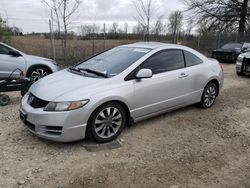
[0,42,59,81]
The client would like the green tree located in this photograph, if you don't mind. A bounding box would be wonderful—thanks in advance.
[0,17,13,42]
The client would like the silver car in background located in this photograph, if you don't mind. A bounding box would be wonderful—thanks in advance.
[0,42,59,81]
[20,42,224,143]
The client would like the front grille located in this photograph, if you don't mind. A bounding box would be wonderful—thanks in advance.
[243,58,250,72]
[244,58,250,65]
[28,93,49,108]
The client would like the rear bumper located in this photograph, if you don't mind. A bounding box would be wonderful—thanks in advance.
[212,52,237,63]
[20,94,87,142]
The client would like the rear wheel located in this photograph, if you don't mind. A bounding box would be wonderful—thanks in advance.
[200,82,218,109]
[87,102,126,143]
[0,94,10,106]
[28,67,51,81]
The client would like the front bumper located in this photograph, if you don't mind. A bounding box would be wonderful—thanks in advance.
[236,59,250,74]
[20,94,88,142]
[236,61,243,72]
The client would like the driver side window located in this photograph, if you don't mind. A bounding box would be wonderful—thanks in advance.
[141,49,185,74]
[0,44,11,55]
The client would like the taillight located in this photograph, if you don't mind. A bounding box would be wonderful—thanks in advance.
[219,63,223,71]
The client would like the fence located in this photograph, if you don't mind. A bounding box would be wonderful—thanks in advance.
[1,32,250,66]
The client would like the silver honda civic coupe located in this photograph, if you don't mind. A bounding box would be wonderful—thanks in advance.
[20,42,224,143]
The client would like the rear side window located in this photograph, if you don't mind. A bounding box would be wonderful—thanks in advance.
[184,51,203,67]
[141,50,185,74]
[0,44,11,55]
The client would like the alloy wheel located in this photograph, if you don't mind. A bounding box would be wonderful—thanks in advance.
[203,85,217,108]
[94,107,122,139]
[30,68,48,81]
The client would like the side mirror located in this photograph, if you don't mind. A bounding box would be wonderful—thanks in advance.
[242,47,250,52]
[136,68,153,79]
[9,50,22,57]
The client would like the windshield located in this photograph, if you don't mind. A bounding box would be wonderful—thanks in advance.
[75,47,150,77]
[222,43,242,49]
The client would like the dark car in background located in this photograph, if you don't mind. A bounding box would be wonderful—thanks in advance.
[236,52,250,76]
[212,42,250,63]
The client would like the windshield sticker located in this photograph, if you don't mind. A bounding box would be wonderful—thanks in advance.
[133,48,150,53]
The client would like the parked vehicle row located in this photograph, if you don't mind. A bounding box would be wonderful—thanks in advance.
[211,42,250,76]
[19,42,224,143]
[212,42,250,64]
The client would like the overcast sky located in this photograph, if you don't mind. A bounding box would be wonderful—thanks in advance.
[0,0,185,33]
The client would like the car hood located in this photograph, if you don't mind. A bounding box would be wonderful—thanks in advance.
[212,48,237,53]
[29,69,111,101]
[24,54,54,62]
[240,52,250,59]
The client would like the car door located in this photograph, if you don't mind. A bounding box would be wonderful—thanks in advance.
[183,50,206,103]
[0,43,26,80]
[132,49,190,118]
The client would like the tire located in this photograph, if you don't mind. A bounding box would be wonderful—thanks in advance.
[20,90,27,97]
[87,102,126,143]
[27,67,51,81]
[0,94,10,106]
[200,82,218,109]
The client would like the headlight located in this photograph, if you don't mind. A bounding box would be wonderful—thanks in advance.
[236,61,242,66]
[44,100,89,111]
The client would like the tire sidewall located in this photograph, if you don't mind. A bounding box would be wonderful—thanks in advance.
[87,102,126,143]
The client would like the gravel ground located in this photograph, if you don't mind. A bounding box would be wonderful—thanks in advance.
[0,64,250,188]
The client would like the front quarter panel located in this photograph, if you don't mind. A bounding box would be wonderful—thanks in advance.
[81,81,134,123]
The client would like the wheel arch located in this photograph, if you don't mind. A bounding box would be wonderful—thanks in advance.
[205,78,220,96]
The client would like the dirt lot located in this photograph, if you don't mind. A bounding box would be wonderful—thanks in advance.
[0,64,250,188]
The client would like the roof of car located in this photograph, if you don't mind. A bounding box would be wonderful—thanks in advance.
[122,42,180,49]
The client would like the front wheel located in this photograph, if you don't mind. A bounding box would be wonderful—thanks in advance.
[200,82,218,109]
[0,94,10,106]
[87,102,126,143]
[28,67,51,81]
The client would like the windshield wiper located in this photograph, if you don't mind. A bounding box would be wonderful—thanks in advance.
[78,68,109,78]
[69,66,81,72]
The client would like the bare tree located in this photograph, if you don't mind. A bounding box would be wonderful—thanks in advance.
[183,0,250,33]
[41,0,81,63]
[110,22,119,34]
[41,0,62,36]
[124,22,129,38]
[168,10,183,43]
[132,22,144,34]
[133,0,155,40]
[186,19,195,35]
[79,25,95,37]
[152,15,164,36]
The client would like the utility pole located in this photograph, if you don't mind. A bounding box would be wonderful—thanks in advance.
[49,9,56,62]
[92,23,95,55]
[103,23,106,50]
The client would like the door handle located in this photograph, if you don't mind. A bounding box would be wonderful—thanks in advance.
[178,72,189,78]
